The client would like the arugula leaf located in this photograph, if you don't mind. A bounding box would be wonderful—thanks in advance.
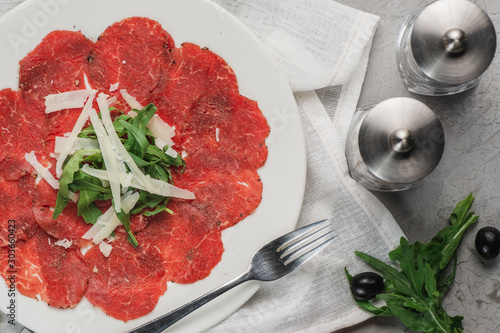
[134,103,157,127]
[53,149,100,219]
[120,120,150,158]
[346,194,478,333]
[115,208,138,247]
[53,193,70,222]
[77,190,103,224]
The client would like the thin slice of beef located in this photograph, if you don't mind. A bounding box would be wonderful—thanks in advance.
[174,167,263,230]
[87,17,176,107]
[180,90,269,170]
[0,89,45,180]
[18,30,93,105]
[18,30,94,141]
[0,174,38,246]
[0,228,90,309]
[84,236,168,322]
[32,178,91,248]
[153,42,240,137]
[137,200,224,284]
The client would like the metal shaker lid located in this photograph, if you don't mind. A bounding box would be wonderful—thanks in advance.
[410,0,496,85]
[358,98,444,183]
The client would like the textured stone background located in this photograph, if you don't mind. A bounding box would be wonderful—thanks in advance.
[335,0,500,332]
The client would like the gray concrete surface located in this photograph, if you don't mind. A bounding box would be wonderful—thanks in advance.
[335,0,500,332]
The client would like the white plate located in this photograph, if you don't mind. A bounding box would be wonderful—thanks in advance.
[0,0,306,332]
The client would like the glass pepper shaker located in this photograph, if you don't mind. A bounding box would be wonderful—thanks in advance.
[396,0,496,96]
[345,97,444,191]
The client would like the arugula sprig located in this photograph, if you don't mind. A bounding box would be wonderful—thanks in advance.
[346,194,478,333]
[53,104,185,246]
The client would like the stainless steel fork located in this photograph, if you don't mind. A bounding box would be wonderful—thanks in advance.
[126,219,336,333]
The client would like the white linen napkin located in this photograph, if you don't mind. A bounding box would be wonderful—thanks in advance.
[209,1,405,332]
[0,0,405,332]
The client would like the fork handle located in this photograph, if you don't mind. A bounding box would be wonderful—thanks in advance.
[126,270,254,333]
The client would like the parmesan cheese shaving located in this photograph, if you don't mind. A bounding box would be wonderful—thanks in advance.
[81,207,115,240]
[91,191,140,245]
[87,106,122,212]
[155,138,167,150]
[81,165,195,199]
[165,146,179,158]
[25,151,59,190]
[96,93,133,188]
[82,191,138,244]
[106,96,117,106]
[44,89,96,113]
[99,241,113,257]
[25,151,78,202]
[120,89,143,110]
[54,239,73,249]
[129,110,176,147]
[154,138,179,158]
[55,91,97,178]
[109,82,119,92]
[69,192,79,203]
[96,95,155,192]
[83,74,92,90]
[148,114,176,146]
[54,137,99,155]
[215,128,220,142]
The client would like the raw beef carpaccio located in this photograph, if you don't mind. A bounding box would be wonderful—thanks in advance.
[0,228,90,309]
[0,89,45,180]
[0,16,270,322]
[84,234,169,321]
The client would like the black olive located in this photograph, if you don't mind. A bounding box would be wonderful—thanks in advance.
[475,226,500,260]
[350,272,384,301]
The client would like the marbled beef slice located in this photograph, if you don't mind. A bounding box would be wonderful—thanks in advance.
[18,30,93,141]
[0,228,90,309]
[0,89,45,180]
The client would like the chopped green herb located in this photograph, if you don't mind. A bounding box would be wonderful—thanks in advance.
[346,193,478,333]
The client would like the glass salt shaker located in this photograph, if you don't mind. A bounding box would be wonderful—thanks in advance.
[396,0,496,96]
[345,97,444,191]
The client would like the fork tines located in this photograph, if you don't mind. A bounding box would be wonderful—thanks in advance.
[277,219,336,266]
